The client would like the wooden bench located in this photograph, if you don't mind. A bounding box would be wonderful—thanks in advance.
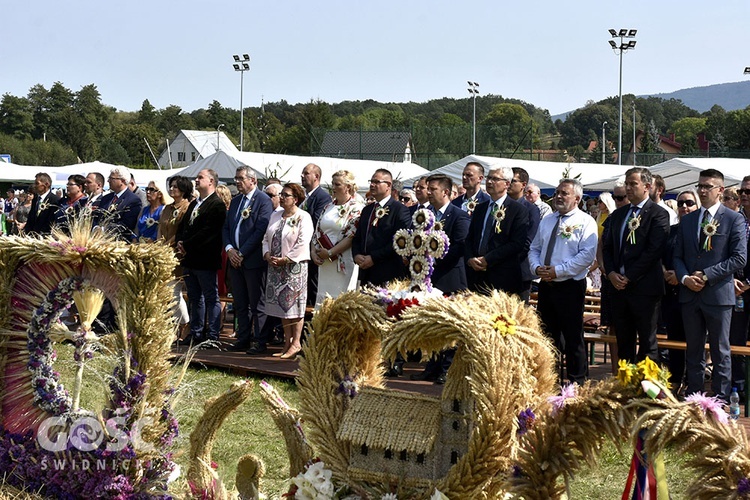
[530,291,750,416]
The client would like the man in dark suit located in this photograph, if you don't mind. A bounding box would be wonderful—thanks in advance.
[84,172,105,207]
[25,172,62,236]
[177,168,228,344]
[410,176,431,214]
[603,167,670,364]
[452,161,490,216]
[674,168,747,402]
[730,175,750,395]
[353,168,412,287]
[509,167,541,302]
[465,166,530,296]
[223,167,274,353]
[411,173,470,384]
[96,166,143,241]
[301,163,332,307]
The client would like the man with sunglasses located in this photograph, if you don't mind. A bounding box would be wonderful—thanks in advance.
[674,169,747,403]
[603,167,670,365]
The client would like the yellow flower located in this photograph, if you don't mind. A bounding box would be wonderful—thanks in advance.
[617,359,636,386]
[492,313,517,336]
[637,357,661,381]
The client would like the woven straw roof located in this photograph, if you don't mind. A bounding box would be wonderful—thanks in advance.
[337,387,441,455]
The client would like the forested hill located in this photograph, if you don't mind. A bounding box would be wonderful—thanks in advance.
[648,80,750,113]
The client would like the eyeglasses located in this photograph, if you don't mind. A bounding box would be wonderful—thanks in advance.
[399,196,411,202]
[612,195,627,201]
[723,196,738,201]
[108,176,122,181]
[486,176,506,183]
[266,192,278,197]
[369,179,391,185]
[279,193,294,198]
[695,183,719,191]
[739,189,750,195]
[66,183,78,187]
[145,187,158,193]
[234,176,248,182]
[677,199,697,207]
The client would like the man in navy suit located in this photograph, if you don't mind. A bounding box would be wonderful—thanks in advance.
[301,163,332,307]
[465,166,530,296]
[353,168,412,287]
[509,167,541,302]
[410,176,431,214]
[95,166,143,241]
[177,168,228,344]
[26,172,62,236]
[452,161,490,216]
[603,167,670,364]
[411,173,470,384]
[223,167,274,353]
[675,168,747,401]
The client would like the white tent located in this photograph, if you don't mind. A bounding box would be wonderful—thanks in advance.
[584,157,750,193]
[0,162,57,184]
[175,151,263,184]
[404,155,627,191]
[179,150,428,193]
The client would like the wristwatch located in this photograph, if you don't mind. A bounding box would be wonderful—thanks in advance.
[701,273,709,283]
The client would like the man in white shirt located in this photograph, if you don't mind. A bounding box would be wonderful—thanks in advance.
[525,183,552,219]
[529,178,598,384]
[85,172,105,206]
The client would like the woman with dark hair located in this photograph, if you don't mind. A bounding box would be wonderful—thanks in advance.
[262,183,313,359]
[135,180,168,242]
[55,174,88,229]
[158,175,194,337]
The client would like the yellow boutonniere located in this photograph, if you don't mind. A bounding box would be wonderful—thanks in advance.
[626,214,641,244]
[373,206,389,227]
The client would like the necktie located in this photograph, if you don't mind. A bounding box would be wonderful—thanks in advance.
[699,209,711,250]
[433,207,442,222]
[620,205,640,254]
[112,194,118,205]
[479,203,499,254]
[543,214,562,266]
[236,196,248,223]
[235,196,249,247]
[364,204,378,253]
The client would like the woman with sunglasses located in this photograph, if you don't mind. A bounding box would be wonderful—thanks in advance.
[662,189,701,391]
[722,187,741,212]
[135,181,168,242]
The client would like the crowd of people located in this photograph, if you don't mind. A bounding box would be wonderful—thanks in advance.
[2,160,748,399]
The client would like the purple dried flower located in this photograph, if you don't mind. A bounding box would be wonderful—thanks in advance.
[739,477,750,496]
[516,408,536,436]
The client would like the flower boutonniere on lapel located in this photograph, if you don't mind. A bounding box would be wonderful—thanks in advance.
[286,215,300,228]
[373,206,389,227]
[145,217,156,228]
[337,204,348,222]
[465,198,477,215]
[241,206,252,220]
[38,199,50,214]
[493,205,507,233]
[701,218,720,251]
[64,206,75,216]
[626,214,641,244]
[559,223,582,239]
[170,209,180,225]
[108,201,119,213]
[189,207,199,225]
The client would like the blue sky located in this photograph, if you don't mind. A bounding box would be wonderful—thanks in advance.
[3,0,748,115]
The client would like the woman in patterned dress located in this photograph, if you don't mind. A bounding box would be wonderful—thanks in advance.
[310,170,363,307]
[262,183,313,359]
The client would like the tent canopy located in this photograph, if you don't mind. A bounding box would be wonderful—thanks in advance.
[177,150,428,193]
[583,157,750,194]
[404,155,627,191]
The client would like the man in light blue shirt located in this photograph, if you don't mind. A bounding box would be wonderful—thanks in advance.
[529,178,598,383]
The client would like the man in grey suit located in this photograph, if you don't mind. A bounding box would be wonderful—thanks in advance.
[674,168,747,402]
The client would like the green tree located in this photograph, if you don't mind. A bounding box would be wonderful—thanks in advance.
[0,94,34,140]
[481,103,533,151]
[137,99,157,126]
[670,117,706,153]
[99,137,131,164]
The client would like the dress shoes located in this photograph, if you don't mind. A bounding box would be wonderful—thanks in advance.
[178,335,201,346]
[228,342,250,352]
[410,371,437,382]
[385,365,403,377]
[435,373,447,385]
[246,344,268,355]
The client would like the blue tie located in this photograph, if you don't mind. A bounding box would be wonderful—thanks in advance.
[236,196,248,224]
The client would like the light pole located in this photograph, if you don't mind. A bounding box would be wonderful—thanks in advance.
[632,101,637,165]
[467,81,479,154]
[217,124,224,152]
[233,53,251,151]
[745,67,750,75]
[602,121,607,164]
[608,28,637,165]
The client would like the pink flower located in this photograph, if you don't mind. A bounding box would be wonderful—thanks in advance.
[685,392,728,424]
[548,383,578,416]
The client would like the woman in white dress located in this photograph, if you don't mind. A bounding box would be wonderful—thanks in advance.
[311,170,364,307]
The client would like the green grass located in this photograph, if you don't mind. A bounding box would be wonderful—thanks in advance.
[54,344,696,499]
